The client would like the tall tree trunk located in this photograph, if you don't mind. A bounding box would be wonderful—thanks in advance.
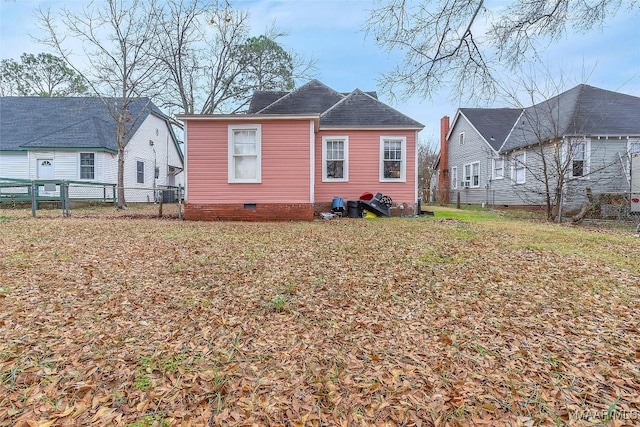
[116,116,127,209]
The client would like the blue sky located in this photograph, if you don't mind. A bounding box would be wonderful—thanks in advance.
[2,0,639,143]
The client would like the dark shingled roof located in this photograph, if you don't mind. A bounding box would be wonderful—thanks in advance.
[501,84,640,152]
[247,80,423,129]
[256,80,345,115]
[459,108,521,151]
[322,89,423,128]
[1,97,166,152]
[247,90,289,113]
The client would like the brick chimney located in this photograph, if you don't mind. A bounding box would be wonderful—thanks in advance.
[437,116,450,203]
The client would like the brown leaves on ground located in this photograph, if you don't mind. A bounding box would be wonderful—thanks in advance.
[0,209,639,426]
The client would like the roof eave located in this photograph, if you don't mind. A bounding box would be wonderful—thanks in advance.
[17,146,118,153]
[176,113,320,121]
[319,125,424,131]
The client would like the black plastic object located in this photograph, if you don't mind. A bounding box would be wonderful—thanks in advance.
[347,200,362,218]
[360,192,391,217]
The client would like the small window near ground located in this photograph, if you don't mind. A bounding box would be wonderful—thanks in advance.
[137,161,145,184]
[80,153,95,180]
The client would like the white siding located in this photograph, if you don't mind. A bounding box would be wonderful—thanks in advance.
[122,114,184,202]
[0,153,29,179]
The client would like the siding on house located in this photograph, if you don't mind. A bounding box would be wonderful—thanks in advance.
[446,115,496,204]
[185,118,313,204]
[0,153,28,179]
[314,129,417,205]
[440,85,640,210]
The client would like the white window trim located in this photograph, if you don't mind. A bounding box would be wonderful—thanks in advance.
[322,135,349,182]
[459,132,465,146]
[379,136,406,182]
[78,152,96,180]
[462,161,480,188]
[511,151,526,184]
[228,124,262,183]
[626,139,640,176]
[136,159,145,185]
[569,138,590,179]
[450,166,458,190]
[492,157,504,180]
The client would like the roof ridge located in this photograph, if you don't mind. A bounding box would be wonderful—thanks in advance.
[497,109,525,152]
[320,88,361,117]
[256,79,344,114]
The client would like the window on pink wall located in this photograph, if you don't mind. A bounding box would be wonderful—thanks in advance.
[322,136,349,182]
[380,136,406,182]
[228,124,262,183]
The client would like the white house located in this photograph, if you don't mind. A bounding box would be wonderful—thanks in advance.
[0,97,184,202]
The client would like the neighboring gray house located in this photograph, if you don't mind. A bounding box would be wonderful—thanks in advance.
[0,97,184,202]
[436,84,640,213]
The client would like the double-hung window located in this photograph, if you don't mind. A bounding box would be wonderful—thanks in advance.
[571,139,588,178]
[512,152,526,184]
[463,162,480,188]
[380,136,406,182]
[450,166,458,189]
[492,157,504,180]
[136,161,145,184]
[229,124,261,183]
[322,136,348,181]
[80,153,95,180]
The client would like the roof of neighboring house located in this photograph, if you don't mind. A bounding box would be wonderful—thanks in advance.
[0,97,181,159]
[459,108,521,151]
[247,79,423,129]
[501,84,640,152]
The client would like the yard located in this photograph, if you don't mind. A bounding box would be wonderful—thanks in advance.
[1,207,639,426]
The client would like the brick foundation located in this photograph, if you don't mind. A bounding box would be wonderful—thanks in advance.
[185,203,314,221]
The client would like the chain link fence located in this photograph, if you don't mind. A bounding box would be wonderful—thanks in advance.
[426,187,639,222]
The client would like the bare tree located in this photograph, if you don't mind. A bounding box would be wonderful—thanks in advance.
[501,77,625,221]
[38,0,166,208]
[154,1,317,114]
[365,0,638,102]
[417,138,438,202]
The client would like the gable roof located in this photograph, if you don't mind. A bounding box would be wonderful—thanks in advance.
[0,97,180,157]
[254,80,345,115]
[247,79,423,129]
[501,84,640,152]
[247,90,289,113]
[322,89,423,128]
[458,108,522,151]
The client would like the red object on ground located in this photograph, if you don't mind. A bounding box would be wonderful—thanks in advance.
[359,192,374,201]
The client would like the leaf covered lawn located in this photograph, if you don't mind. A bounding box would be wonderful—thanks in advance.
[1,208,639,426]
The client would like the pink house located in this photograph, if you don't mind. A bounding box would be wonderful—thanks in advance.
[177,80,424,221]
